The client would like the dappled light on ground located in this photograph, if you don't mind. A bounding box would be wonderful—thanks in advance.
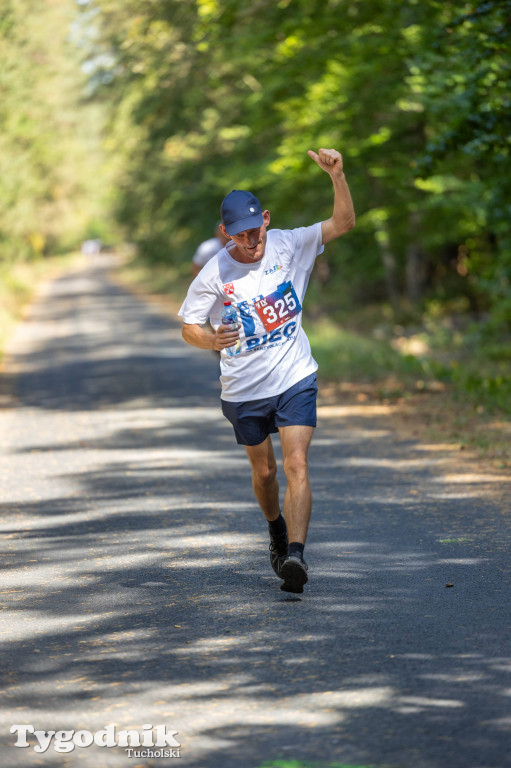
[0,261,510,767]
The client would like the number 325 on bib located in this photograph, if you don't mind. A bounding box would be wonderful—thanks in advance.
[254,281,302,333]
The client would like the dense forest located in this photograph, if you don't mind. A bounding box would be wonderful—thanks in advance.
[0,0,111,260]
[1,0,510,328]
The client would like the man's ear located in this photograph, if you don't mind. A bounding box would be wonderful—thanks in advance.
[219,223,229,239]
[263,210,271,226]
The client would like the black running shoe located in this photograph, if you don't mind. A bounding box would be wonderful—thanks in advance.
[269,530,288,578]
[280,555,308,594]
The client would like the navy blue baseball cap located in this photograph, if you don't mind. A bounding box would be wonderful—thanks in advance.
[220,190,263,236]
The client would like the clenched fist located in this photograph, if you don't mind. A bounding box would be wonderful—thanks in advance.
[308,148,344,177]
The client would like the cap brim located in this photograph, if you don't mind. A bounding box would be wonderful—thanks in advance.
[224,212,264,236]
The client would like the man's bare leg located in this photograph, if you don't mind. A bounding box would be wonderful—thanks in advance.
[278,425,315,544]
[277,424,314,593]
[245,436,288,577]
[244,435,280,522]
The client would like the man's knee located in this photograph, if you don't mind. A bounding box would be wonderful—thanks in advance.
[253,461,277,488]
[283,452,309,482]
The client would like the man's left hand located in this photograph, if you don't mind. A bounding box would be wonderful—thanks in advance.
[308,148,344,177]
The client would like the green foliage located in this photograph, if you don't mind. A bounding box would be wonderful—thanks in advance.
[412,0,511,323]
[0,0,113,264]
[2,0,510,352]
[77,0,510,334]
[305,318,428,386]
[434,359,511,415]
[257,761,374,768]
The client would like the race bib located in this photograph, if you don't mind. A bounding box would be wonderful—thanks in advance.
[253,281,302,333]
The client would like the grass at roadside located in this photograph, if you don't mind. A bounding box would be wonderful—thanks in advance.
[113,255,510,468]
[305,318,431,395]
[307,314,510,467]
[257,762,375,768]
[0,252,83,362]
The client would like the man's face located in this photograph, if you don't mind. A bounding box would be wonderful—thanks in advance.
[223,210,270,263]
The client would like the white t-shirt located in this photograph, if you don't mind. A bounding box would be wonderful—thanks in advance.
[192,237,223,269]
[179,223,324,402]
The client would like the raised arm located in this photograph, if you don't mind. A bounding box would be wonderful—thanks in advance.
[308,148,355,244]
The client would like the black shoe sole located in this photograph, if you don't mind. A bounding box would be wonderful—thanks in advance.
[270,555,286,578]
[280,560,308,594]
[269,533,288,578]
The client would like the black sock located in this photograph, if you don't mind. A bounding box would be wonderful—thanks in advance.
[288,541,304,560]
[268,513,287,537]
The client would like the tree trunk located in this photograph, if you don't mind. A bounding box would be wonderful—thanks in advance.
[369,179,400,310]
[405,210,425,304]
[376,225,400,311]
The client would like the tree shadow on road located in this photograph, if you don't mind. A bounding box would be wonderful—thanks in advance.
[2,411,511,768]
[1,264,511,768]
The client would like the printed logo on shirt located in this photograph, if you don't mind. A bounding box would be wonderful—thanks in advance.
[264,264,283,276]
[223,282,234,295]
[246,319,297,351]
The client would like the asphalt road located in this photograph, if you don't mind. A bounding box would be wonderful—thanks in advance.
[1,256,510,768]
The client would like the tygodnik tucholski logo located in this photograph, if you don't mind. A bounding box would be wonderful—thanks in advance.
[10,723,181,759]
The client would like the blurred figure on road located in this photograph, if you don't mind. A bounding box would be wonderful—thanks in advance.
[191,223,229,277]
[81,239,102,257]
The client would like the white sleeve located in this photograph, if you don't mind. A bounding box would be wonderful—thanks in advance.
[291,223,324,271]
[273,223,324,273]
[178,274,219,325]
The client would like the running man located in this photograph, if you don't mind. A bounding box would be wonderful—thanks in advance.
[178,148,355,593]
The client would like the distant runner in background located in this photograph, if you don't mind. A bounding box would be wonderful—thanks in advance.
[191,223,230,277]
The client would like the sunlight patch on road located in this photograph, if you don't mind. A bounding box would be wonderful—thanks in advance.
[394,695,464,715]
[427,491,488,500]
[488,716,511,731]
[433,472,511,484]
[0,610,125,642]
[313,430,392,446]
[437,558,488,565]
[325,456,444,469]
[416,443,466,452]
[317,404,398,417]
[164,533,260,551]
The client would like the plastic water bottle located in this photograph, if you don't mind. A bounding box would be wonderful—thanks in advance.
[221,301,241,355]
[221,300,238,327]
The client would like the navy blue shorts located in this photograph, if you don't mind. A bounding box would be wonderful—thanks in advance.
[221,373,317,446]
